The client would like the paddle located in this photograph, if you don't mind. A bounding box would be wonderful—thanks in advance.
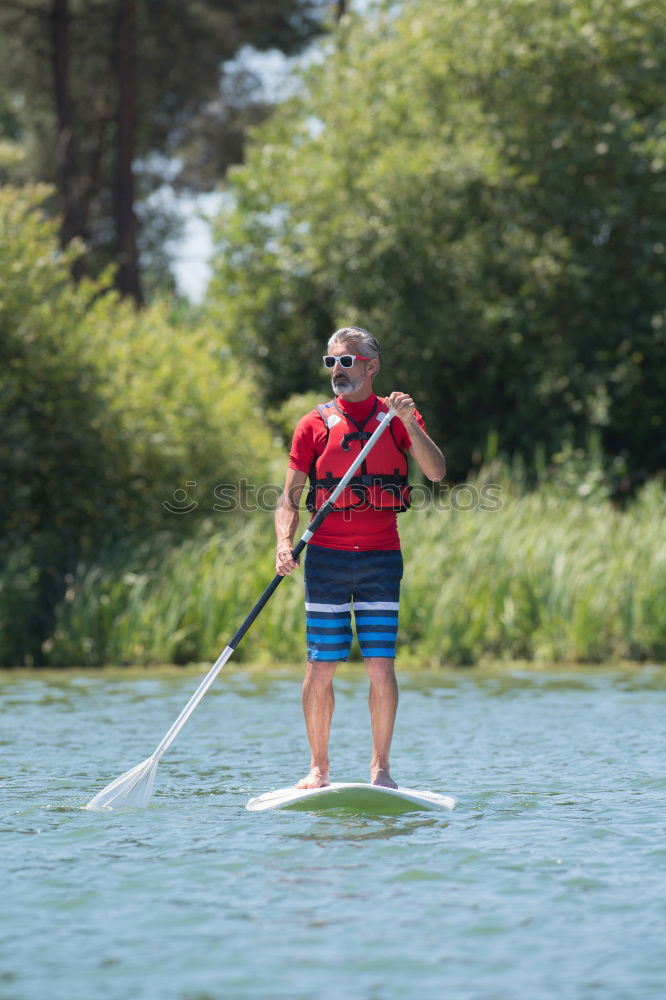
[85,405,397,809]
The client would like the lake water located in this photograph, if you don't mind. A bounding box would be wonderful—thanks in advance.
[2,665,665,1000]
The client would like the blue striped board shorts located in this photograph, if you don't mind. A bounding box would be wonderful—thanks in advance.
[304,547,404,662]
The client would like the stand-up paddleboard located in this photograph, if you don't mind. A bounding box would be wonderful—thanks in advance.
[246,782,455,815]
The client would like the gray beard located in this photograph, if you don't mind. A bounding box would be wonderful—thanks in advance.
[331,372,364,396]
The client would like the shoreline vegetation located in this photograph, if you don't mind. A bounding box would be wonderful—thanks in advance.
[3,475,663,670]
[3,0,665,674]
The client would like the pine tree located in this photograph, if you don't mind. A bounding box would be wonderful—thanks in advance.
[0,0,332,301]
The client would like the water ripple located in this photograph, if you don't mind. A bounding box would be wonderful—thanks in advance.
[2,665,666,1000]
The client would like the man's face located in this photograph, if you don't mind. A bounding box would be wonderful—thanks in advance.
[329,343,369,396]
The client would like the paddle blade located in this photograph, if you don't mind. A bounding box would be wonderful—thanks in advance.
[85,755,158,810]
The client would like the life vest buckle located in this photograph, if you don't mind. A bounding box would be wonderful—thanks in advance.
[341,430,372,452]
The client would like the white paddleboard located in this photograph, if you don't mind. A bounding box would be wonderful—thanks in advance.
[246,782,455,815]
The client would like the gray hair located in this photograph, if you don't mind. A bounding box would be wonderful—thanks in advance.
[327,326,382,363]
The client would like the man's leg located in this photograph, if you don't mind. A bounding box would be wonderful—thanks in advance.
[364,656,399,788]
[353,550,403,786]
[297,660,338,788]
[301,546,353,788]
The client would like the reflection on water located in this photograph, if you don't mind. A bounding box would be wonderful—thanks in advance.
[283,814,445,844]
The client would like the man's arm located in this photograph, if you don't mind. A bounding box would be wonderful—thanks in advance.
[388,391,446,482]
[275,468,308,575]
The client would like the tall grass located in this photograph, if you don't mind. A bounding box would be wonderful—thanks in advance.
[18,479,666,667]
[399,479,666,665]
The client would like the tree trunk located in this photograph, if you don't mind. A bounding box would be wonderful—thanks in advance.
[50,0,87,277]
[336,0,347,21]
[113,0,143,303]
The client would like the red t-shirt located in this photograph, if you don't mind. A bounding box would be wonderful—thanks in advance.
[289,394,426,551]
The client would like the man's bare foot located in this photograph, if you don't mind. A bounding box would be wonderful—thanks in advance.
[371,767,398,789]
[296,767,330,789]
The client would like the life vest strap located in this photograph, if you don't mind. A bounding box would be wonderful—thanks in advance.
[314,471,408,489]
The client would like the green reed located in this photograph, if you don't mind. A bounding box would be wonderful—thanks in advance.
[39,478,666,667]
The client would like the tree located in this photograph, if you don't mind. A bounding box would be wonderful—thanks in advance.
[0,0,333,300]
[207,0,666,484]
[0,183,275,663]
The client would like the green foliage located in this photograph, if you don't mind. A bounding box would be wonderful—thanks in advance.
[399,477,666,666]
[274,390,325,448]
[0,185,117,558]
[208,0,666,482]
[0,184,274,663]
[42,474,666,667]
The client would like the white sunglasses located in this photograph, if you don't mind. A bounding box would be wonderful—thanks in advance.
[322,354,371,369]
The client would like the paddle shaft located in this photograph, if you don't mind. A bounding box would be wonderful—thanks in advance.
[152,406,397,760]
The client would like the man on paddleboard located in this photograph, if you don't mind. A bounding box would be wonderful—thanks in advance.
[275,327,446,789]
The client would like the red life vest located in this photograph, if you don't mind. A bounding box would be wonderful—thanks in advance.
[306,396,411,513]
